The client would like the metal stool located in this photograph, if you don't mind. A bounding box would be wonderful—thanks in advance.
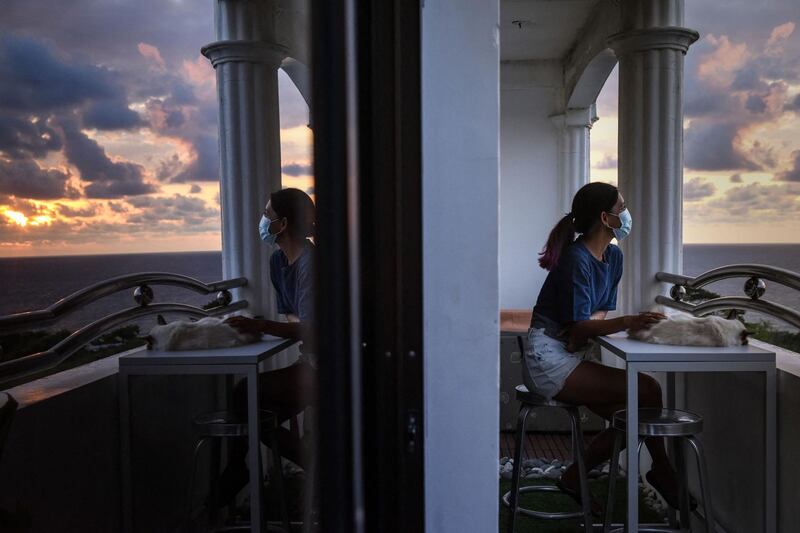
[603,408,715,533]
[186,409,290,533]
[502,385,593,533]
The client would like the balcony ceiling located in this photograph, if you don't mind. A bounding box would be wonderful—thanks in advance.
[500,0,600,61]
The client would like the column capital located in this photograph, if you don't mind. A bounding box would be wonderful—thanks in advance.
[550,107,595,130]
[202,40,287,68]
[607,26,699,56]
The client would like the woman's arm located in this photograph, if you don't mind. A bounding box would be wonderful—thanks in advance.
[565,311,665,352]
[225,316,308,342]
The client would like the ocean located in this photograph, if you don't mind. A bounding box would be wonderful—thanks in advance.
[0,245,799,333]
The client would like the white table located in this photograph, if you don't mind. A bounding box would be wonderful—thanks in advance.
[597,334,776,533]
[118,337,296,533]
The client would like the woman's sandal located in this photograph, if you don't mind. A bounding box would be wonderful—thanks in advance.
[555,477,603,517]
[645,470,697,511]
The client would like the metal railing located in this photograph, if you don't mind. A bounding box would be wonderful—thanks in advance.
[0,272,248,385]
[655,264,800,330]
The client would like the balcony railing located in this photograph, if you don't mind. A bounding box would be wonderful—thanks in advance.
[655,264,800,330]
[0,273,248,386]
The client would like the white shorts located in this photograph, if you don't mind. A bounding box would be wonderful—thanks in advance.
[522,326,594,400]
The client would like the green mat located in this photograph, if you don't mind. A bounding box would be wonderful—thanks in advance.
[499,478,666,533]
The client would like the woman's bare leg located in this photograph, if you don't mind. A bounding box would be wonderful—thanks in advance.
[554,361,677,497]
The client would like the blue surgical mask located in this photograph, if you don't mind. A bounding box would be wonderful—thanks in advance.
[607,208,632,241]
[259,215,279,244]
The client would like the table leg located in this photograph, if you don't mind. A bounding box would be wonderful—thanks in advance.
[248,367,264,532]
[765,366,776,533]
[666,372,677,529]
[120,370,133,533]
[626,365,639,532]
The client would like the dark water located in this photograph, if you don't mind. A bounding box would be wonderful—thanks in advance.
[0,251,223,333]
[0,245,798,333]
[683,244,800,329]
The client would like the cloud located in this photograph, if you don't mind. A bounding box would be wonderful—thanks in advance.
[593,154,617,170]
[745,94,767,113]
[82,99,142,130]
[684,121,759,171]
[0,158,76,199]
[776,150,800,182]
[765,22,795,53]
[0,35,120,113]
[730,173,743,183]
[126,193,219,229]
[282,162,312,177]
[169,133,219,182]
[0,113,62,159]
[60,117,156,198]
[189,184,201,194]
[137,42,166,70]
[56,203,99,217]
[683,177,717,201]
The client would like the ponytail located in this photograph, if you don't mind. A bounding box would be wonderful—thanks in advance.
[538,213,575,271]
[538,182,619,271]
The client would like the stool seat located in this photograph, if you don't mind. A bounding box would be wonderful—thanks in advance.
[192,409,278,438]
[515,385,573,408]
[612,408,703,437]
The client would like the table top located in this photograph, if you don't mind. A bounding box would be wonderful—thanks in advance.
[119,336,297,367]
[597,333,775,363]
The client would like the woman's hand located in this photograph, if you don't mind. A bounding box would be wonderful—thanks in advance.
[625,311,667,332]
[224,316,265,336]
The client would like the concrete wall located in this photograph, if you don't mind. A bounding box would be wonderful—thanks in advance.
[421,1,500,531]
[0,361,221,533]
[679,345,800,532]
[499,61,563,309]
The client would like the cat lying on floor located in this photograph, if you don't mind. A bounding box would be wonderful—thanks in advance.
[145,315,260,351]
[628,307,750,347]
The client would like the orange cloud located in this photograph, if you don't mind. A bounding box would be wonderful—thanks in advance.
[137,42,166,70]
[766,22,795,54]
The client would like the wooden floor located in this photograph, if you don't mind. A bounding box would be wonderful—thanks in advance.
[499,432,598,461]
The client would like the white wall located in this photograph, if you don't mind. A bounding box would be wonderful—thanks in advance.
[421,1,500,531]
[499,61,563,309]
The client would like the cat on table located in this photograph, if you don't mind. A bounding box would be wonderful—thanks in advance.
[628,306,750,347]
[145,315,260,351]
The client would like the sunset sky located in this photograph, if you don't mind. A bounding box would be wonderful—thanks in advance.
[592,0,800,243]
[0,1,798,256]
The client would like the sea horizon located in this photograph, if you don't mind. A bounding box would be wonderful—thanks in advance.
[1,244,798,332]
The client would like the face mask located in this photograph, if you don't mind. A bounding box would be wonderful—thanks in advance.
[607,208,632,241]
[259,215,280,245]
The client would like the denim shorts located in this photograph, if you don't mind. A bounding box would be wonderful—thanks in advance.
[522,322,593,400]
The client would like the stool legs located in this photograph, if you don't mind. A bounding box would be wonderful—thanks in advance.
[603,430,623,533]
[186,436,212,531]
[604,433,716,533]
[506,405,531,533]
[567,407,593,533]
[267,432,291,533]
[674,438,691,529]
[686,436,715,533]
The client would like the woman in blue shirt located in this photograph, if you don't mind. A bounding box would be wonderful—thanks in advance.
[526,182,683,512]
[219,187,316,505]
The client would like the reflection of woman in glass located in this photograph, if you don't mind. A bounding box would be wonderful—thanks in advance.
[525,182,683,512]
[219,187,316,504]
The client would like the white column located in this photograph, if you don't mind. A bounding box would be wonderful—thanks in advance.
[551,106,598,214]
[609,0,698,314]
[203,0,287,317]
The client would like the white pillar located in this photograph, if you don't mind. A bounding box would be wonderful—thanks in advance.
[609,0,698,314]
[203,0,287,317]
[551,106,598,214]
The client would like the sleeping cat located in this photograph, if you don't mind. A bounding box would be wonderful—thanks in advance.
[145,316,261,351]
[628,307,749,347]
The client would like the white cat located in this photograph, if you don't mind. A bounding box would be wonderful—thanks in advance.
[145,316,261,351]
[628,307,749,347]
